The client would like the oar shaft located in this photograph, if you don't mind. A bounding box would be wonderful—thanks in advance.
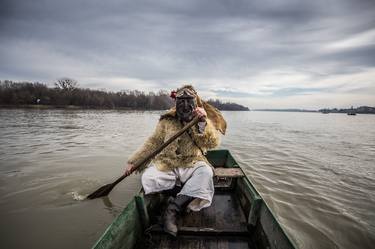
[132,116,200,171]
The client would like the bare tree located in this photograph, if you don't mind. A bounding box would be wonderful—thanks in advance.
[55,78,78,91]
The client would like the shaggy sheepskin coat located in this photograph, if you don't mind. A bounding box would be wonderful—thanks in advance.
[127,116,220,172]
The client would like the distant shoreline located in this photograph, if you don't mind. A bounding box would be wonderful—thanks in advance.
[253,109,317,113]
[2,105,375,114]
[254,108,375,114]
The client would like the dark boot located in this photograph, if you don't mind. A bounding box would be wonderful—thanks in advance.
[163,195,193,237]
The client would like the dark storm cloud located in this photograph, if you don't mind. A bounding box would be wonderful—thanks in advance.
[320,45,375,68]
[1,0,375,107]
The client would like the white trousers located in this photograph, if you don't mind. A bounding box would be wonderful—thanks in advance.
[141,161,214,211]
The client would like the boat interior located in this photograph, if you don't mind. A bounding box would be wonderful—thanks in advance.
[92,150,294,249]
[135,151,263,249]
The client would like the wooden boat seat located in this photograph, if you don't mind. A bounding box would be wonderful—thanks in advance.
[214,167,244,178]
[213,167,244,190]
[149,225,248,236]
[149,235,252,249]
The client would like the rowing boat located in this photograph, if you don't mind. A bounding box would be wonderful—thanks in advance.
[92,149,297,249]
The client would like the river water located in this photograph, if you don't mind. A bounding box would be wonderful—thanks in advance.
[0,109,374,249]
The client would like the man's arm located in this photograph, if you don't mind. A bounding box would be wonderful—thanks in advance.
[189,107,220,150]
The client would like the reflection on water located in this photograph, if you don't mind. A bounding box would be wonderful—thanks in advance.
[0,109,374,249]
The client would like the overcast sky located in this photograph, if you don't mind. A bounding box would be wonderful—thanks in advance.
[1,0,375,109]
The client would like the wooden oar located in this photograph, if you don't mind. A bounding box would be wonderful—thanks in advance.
[87,116,200,199]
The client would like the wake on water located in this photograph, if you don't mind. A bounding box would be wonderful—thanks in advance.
[71,191,86,201]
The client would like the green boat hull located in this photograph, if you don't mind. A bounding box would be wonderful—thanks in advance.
[92,150,297,249]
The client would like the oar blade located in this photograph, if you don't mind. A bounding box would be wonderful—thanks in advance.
[87,183,115,199]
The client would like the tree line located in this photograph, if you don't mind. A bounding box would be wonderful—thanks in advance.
[0,79,249,111]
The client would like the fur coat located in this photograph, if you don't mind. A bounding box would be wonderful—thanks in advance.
[127,116,221,172]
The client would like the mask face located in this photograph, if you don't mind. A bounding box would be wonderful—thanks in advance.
[176,97,196,122]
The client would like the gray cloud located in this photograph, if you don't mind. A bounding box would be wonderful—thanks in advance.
[1,0,375,108]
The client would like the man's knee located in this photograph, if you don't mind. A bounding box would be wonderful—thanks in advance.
[141,166,176,192]
[196,166,213,178]
[142,171,163,194]
[141,169,153,182]
[141,166,160,186]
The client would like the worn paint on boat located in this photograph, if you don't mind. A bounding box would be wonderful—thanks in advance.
[92,150,297,249]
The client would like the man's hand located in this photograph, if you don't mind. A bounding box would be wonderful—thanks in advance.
[124,163,135,176]
[194,107,207,121]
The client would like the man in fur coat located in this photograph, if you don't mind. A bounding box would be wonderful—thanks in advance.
[124,85,226,236]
